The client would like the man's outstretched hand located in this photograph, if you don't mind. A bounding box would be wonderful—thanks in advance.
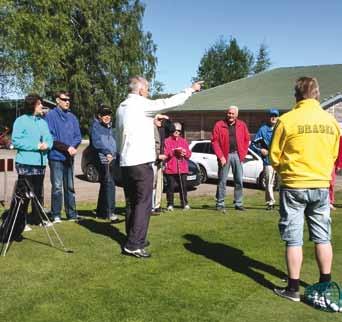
[191,81,204,92]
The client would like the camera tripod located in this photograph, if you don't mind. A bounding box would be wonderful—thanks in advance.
[0,178,73,256]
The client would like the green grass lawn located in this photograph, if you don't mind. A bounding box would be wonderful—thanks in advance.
[1,191,342,322]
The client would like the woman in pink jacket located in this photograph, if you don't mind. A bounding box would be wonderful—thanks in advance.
[164,122,191,211]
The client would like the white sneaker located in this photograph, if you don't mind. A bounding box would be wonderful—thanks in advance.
[167,205,174,211]
[24,225,32,232]
[40,220,53,227]
[53,217,62,224]
[183,204,191,210]
[110,214,119,221]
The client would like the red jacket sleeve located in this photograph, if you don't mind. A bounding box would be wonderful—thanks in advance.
[183,139,192,159]
[336,136,342,168]
[164,139,174,159]
[241,122,250,160]
[211,122,224,159]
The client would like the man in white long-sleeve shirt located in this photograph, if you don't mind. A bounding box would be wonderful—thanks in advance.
[116,76,202,258]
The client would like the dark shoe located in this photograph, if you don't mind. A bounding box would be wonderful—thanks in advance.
[150,210,161,216]
[68,214,82,221]
[235,206,246,211]
[266,204,275,211]
[274,287,300,302]
[154,207,164,213]
[122,247,151,258]
[216,206,226,214]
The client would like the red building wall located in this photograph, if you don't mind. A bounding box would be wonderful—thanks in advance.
[167,111,270,141]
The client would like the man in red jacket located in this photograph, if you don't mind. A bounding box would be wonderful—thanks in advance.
[211,106,250,212]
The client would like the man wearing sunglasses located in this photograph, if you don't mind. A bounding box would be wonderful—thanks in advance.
[45,91,82,223]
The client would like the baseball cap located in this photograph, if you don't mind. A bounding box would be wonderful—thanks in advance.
[97,105,112,116]
[268,108,279,117]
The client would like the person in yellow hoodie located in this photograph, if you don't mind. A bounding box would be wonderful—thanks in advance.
[270,77,340,302]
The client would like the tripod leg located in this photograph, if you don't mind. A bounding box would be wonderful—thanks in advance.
[31,195,71,253]
[34,204,55,247]
[1,198,23,257]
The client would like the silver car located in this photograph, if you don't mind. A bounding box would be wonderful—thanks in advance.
[189,140,274,189]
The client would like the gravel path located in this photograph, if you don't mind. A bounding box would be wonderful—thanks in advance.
[1,146,342,206]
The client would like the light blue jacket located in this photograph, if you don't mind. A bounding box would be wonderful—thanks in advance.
[12,114,53,166]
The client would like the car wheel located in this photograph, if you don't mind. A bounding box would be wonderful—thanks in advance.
[198,164,208,183]
[85,163,99,182]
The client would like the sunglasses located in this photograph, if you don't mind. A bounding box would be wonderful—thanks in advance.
[59,97,70,102]
[174,129,181,133]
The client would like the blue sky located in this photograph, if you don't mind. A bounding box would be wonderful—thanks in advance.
[142,0,342,93]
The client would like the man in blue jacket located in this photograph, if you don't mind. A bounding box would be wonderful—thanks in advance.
[251,108,279,210]
[90,105,117,221]
[45,91,82,222]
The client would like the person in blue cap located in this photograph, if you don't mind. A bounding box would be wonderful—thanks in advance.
[251,108,279,210]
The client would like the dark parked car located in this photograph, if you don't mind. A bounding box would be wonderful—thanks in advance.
[81,145,202,190]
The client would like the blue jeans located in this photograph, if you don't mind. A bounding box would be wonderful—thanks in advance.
[216,152,243,208]
[279,188,331,246]
[96,163,116,218]
[49,160,78,219]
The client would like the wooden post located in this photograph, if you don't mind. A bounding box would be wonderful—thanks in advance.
[200,113,204,139]
[0,158,14,207]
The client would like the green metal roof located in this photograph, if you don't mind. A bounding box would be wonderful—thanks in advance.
[0,98,56,110]
[174,64,342,112]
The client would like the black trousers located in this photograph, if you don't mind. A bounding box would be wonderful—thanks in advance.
[96,163,115,218]
[166,174,188,207]
[18,174,44,225]
[122,163,153,250]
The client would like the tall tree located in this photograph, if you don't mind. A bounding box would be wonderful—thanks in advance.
[253,43,271,74]
[0,0,157,132]
[193,37,254,90]
[150,80,165,98]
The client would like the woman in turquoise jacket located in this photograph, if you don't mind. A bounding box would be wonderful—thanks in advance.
[12,94,53,229]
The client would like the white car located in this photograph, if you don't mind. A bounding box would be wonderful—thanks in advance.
[189,140,271,189]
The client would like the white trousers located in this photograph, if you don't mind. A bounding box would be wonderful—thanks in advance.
[264,165,276,205]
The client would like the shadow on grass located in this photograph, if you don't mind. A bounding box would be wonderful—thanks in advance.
[23,237,72,253]
[186,205,270,211]
[183,234,308,290]
[77,207,127,218]
[78,218,126,247]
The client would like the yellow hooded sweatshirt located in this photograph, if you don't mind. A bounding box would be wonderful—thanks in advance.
[270,99,340,188]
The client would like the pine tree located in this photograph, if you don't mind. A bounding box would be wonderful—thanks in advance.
[253,43,271,74]
[193,37,254,89]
